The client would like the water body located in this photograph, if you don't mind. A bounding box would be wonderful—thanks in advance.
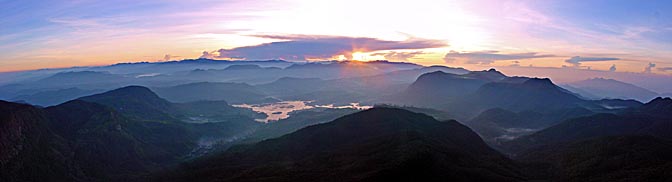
[233,101,372,123]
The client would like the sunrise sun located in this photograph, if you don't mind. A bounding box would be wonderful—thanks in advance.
[351,52,368,61]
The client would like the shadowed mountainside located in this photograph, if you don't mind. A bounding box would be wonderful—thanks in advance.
[517,135,672,182]
[159,108,526,182]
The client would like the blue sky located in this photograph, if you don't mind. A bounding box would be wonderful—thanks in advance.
[1,0,671,74]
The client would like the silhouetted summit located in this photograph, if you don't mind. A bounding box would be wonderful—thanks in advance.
[78,86,175,120]
[463,68,507,82]
[640,97,672,113]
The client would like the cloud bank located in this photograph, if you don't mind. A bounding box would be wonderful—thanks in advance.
[203,35,446,61]
[443,50,553,64]
[657,67,672,72]
[564,56,619,67]
[370,51,425,61]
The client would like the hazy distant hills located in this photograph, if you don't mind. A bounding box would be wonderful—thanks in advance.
[9,88,103,106]
[396,69,599,122]
[563,78,659,102]
[161,108,526,182]
[3,59,672,181]
[153,82,272,104]
[0,60,436,106]
[503,97,672,154]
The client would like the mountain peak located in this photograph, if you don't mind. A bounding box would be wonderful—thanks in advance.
[522,77,554,86]
[77,86,174,120]
[647,97,672,104]
[640,97,672,113]
[464,69,507,81]
[81,86,160,100]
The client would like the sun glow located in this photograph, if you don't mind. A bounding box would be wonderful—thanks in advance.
[352,52,368,61]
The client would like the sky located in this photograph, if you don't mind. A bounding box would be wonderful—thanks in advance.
[1,0,672,75]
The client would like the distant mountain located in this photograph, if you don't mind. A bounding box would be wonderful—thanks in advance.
[285,60,422,72]
[594,98,644,109]
[468,107,594,145]
[399,69,596,116]
[154,82,272,104]
[504,97,672,154]
[466,78,594,113]
[0,71,133,100]
[34,71,131,89]
[257,77,327,96]
[283,61,423,80]
[223,64,263,70]
[563,78,659,102]
[10,88,102,106]
[160,108,526,181]
[406,71,488,101]
[90,59,294,74]
[517,136,672,181]
[37,71,126,84]
[78,86,176,120]
[341,65,470,87]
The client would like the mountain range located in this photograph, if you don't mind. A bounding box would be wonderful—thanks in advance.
[2,59,672,181]
[562,78,659,102]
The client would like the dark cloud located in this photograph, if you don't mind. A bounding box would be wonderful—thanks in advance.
[645,62,656,73]
[370,51,425,61]
[657,67,672,72]
[609,64,617,72]
[162,54,180,61]
[510,60,521,67]
[564,56,619,67]
[210,35,447,61]
[443,50,553,65]
[199,51,215,59]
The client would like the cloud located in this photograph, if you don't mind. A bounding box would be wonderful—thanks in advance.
[162,54,180,61]
[657,67,672,72]
[370,51,425,61]
[199,51,215,59]
[564,56,619,67]
[210,34,447,61]
[443,50,553,65]
[645,62,656,73]
[609,64,617,72]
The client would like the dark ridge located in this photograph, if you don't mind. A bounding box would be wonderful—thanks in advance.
[160,108,526,182]
[464,68,507,81]
[77,85,175,120]
[517,135,672,181]
[642,97,672,110]
[223,64,262,70]
[0,100,84,181]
